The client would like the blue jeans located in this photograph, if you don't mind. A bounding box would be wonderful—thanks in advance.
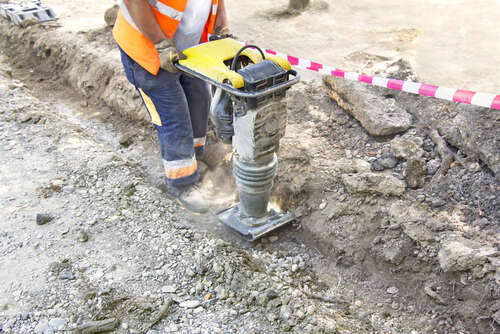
[119,48,211,187]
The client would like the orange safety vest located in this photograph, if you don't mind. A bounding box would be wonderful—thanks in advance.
[113,0,219,75]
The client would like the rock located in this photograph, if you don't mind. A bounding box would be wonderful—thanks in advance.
[161,285,177,293]
[429,198,446,208]
[35,319,53,334]
[468,162,482,173]
[280,305,293,321]
[404,159,426,188]
[267,297,282,309]
[121,182,136,196]
[438,238,498,272]
[371,154,398,171]
[179,300,201,308]
[382,240,410,265]
[426,159,440,175]
[269,236,279,243]
[36,214,53,225]
[146,330,159,334]
[77,230,89,243]
[439,104,500,177]
[62,185,75,193]
[391,137,423,160]
[75,319,118,333]
[20,114,33,123]
[104,4,119,27]
[492,310,500,325]
[387,287,399,294]
[48,318,66,330]
[324,76,412,136]
[333,158,371,173]
[402,221,435,242]
[342,172,406,196]
[256,290,279,306]
[216,287,229,300]
[58,269,75,280]
[118,131,135,148]
[371,58,417,81]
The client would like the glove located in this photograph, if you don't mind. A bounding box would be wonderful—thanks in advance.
[214,25,230,36]
[155,39,186,73]
[210,25,234,41]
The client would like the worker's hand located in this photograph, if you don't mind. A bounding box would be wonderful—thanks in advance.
[210,25,234,41]
[214,25,230,36]
[155,39,186,73]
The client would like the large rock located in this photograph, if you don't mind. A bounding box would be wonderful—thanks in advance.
[324,76,412,136]
[438,238,497,272]
[342,172,406,196]
[439,104,500,177]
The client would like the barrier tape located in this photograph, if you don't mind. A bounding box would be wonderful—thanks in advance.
[263,48,500,111]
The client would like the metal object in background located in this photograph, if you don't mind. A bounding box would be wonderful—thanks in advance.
[0,1,56,26]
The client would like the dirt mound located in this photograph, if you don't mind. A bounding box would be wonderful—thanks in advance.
[0,21,145,123]
[275,68,500,332]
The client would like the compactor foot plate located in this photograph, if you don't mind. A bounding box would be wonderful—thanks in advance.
[216,204,294,241]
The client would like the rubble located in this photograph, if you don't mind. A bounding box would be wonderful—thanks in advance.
[342,172,406,196]
[440,104,500,178]
[438,238,498,272]
[324,76,413,136]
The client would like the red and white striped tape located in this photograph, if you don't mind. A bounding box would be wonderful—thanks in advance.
[264,48,500,111]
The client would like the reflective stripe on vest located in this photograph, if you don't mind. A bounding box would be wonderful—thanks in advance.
[113,0,218,75]
[148,0,183,21]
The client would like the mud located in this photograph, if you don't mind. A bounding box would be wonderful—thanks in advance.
[0,12,499,334]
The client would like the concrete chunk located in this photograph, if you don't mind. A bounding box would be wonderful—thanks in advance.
[324,76,412,136]
[438,238,498,272]
[342,172,406,196]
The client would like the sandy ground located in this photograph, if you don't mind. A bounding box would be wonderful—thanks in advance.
[43,0,500,93]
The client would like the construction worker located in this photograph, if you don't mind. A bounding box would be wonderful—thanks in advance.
[112,0,229,213]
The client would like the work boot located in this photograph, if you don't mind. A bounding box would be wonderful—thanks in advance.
[166,183,211,214]
[197,159,209,181]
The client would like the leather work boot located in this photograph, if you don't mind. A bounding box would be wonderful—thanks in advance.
[166,183,211,214]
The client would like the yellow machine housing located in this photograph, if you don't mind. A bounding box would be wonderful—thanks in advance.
[179,38,291,89]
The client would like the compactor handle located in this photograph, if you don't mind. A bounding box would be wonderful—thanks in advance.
[231,45,266,71]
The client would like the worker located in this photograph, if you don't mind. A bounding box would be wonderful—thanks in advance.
[112,0,229,213]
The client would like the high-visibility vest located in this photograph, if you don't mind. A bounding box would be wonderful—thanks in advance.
[113,0,219,75]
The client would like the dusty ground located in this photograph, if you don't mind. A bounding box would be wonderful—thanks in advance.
[0,1,499,334]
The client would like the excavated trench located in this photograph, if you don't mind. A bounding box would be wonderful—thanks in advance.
[1,20,500,333]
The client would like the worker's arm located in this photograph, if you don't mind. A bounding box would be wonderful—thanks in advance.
[123,0,167,44]
[215,0,228,29]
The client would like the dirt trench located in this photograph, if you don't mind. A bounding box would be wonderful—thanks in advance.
[1,19,500,333]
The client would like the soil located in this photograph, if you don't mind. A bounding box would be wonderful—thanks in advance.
[0,1,499,334]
